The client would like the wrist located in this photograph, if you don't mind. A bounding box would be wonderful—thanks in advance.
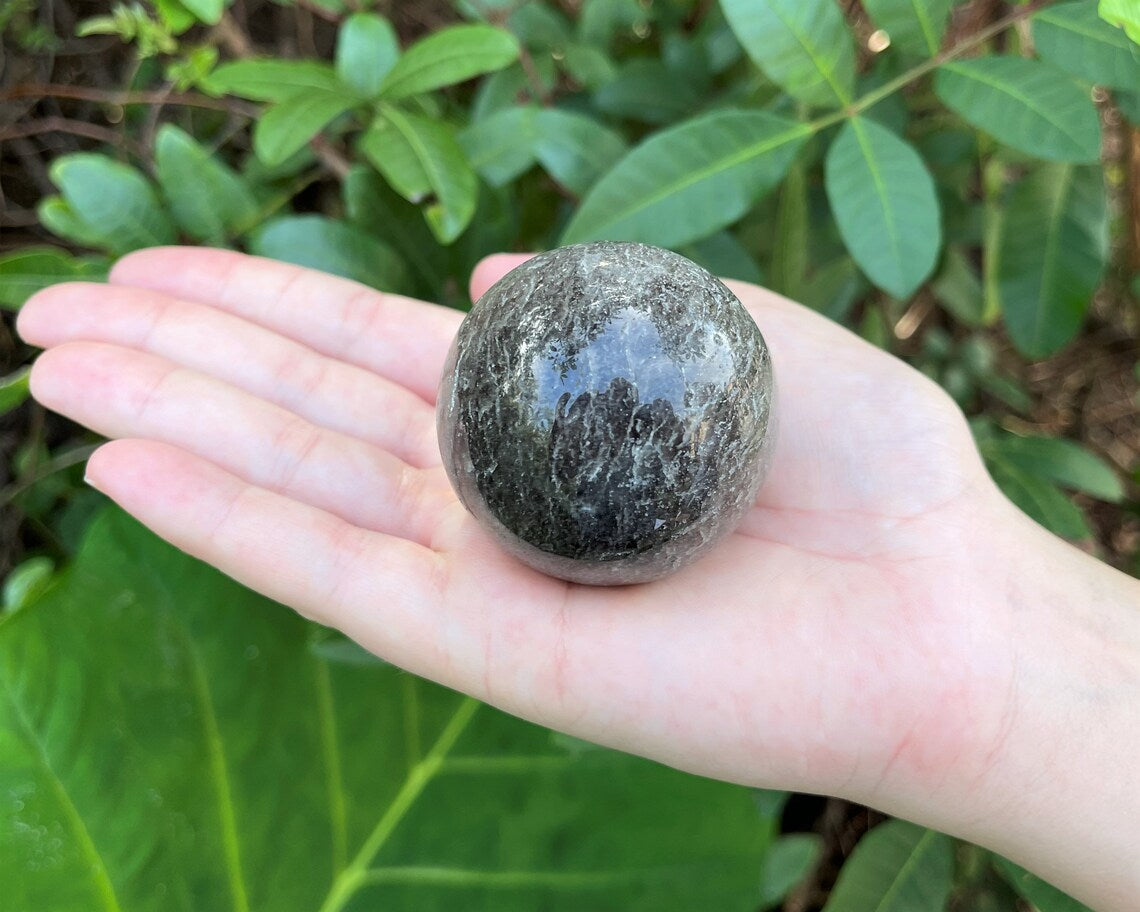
[890,485,1140,910]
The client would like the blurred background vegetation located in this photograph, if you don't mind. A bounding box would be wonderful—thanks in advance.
[0,1,1138,909]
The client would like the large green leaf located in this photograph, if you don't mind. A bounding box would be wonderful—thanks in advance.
[249,216,409,293]
[994,857,1095,912]
[458,106,539,187]
[1034,1,1140,91]
[821,820,953,912]
[48,154,177,254]
[934,57,1101,163]
[758,834,822,908]
[996,164,1107,358]
[253,90,359,167]
[0,248,107,310]
[593,59,700,124]
[0,509,778,910]
[205,60,348,102]
[155,125,259,244]
[982,432,1123,502]
[360,108,479,244]
[718,0,854,107]
[824,117,941,299]
[561,109,809,246]
[986,458,1092,540]
[861,0,955,56]
[336,12,400,98]
[1100,0,1140,43]
[532,108,628,196]
[378,24,519,100]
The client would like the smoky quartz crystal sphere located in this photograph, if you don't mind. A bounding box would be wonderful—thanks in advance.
[437,242,774,585]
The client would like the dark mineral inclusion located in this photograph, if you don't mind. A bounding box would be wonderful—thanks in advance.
[437,242,774,585]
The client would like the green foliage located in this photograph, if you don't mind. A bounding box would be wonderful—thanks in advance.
[934,58,1102,163]
[0,509,783,911]
[995,165,1107,358]
[0,248,107,309]
[824,117,941,298]
[975,422,1123,540]
[6,1,1133,907]
[821,820,954,912]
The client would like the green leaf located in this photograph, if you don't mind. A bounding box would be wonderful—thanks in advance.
[0,367,31,415]
[934,57,1101,163]
[205,60,347,102]
[680,231,764,285]
[155,125,259,243]
[0,508,779,910]
[561,43,618,88]
[996,164,1107,358]
[770,161,808,298]
[336,12,400,98]
[361,108,479,244]
[533,108,628,196]
[178,0,223,25]
[49,154,177,254]
[457,106,539,187]
[994,857,1096,912]
[593,59,700,124]
[759,834,823,908]
[154,0,196,34]
[37,197,109,250]
[0,248,106,310]
[253,90,359,167]
[562,109,809,246]
[800,256,866,322]
[719,0,854,107]
[2,557,54,615]
[861,0,955,56]
[1034,1,1140,91]
[1100,0,1140,44]
[248,216,408,292]
[986,458,1092,539]
[821,820,954,912]
[986,433,1123,501]
[931,246,985,326]
[343,167,450,299]
[378,24,519,100]
[824,117,941,299]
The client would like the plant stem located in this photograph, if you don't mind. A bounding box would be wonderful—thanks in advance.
[807,0,1052,135]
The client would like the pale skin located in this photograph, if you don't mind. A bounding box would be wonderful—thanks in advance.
[18,248,1139,910]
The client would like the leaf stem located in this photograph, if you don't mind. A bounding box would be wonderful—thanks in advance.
[806,0,1053,135]
[317,697,481,912]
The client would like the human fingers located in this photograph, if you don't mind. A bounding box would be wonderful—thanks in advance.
[18,282,440,468]
[109,247,463,404]
[83,437,445,635]
[30,342,449,544]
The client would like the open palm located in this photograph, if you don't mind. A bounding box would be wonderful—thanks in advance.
[20,247,1018,815]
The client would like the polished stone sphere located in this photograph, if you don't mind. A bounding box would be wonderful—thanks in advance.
[437,242,774,585]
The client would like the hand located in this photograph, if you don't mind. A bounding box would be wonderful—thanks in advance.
[19,248,1138,910]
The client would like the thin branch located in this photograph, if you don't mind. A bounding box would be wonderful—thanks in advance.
[0,116,124,146]
[0,83,255,115]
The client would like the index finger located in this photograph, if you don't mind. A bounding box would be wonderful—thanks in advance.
[110,247,465,405]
